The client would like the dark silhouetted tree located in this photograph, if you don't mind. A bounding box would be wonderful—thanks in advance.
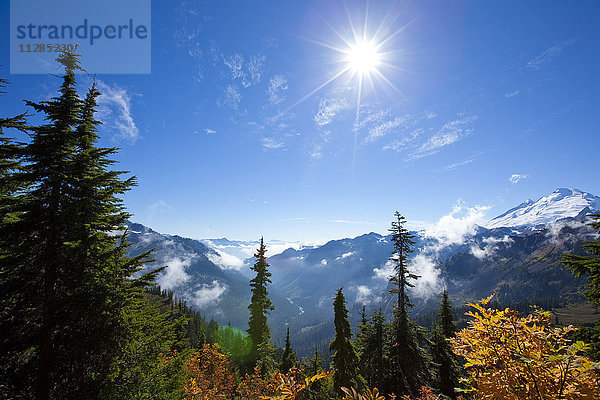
[280,327,297,372]
[330,287,363,394]
[0,54,187,399]
[387,211,428,396]
[430,290,460,399]
[247,237,275,370]
[357,308,387,391]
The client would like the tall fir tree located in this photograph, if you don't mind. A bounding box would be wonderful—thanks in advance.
[430,290,460,399]
[561,214,600,360]
[247,237,275,370]
[387,211,428,396]
[280,327,297,372]
[0,54,187,399]
[2,54,85,399]
[330,287,363,394]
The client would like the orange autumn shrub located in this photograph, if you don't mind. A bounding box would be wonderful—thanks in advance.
[341,385,453,400]
[451,295,600,399]
[183,344,332,400]
[400,386,437,400]
[183,344,236,399]
[263,369,332,400]
[341,386,388,400]
[238,366,280,399]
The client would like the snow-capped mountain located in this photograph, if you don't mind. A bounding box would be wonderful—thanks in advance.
[486,188,600,229]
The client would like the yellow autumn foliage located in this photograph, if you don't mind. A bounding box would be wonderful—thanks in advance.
[451,295,600,399]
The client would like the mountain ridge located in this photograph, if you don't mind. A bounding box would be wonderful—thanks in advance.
[486,188,600,229]
[123,188,599,356]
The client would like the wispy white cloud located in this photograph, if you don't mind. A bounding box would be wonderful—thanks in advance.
[365,115,410,142]
[355,109,390,130]
[357,108,435,151]
[355,285,382,305]
[245,54,266,87]
[527,39,574,70]
[218,85,242,109]
[146,200,171,225]
[204,128,217,134]
[268,75,288,105]
[336,251,354,260]
[373,201,490,298]
[425,201,490,247]
[223,53,245,79]
[409,116,477,160]
[372,254,443,298]
[149,200,171,213]
[223,53,266,88]
[157,255,195,290]
[505,89,520,98]
[408,254,444,299]
[356,107,476,158]
[260,137,285,150]
[330,219,376,225]
[280,217,311,222]
[445,157,476,170]
[545,219,595,246]
[96,81,140,142]
[509,173,529,184]
[309,142,323,160]
[382,129,423,152]
[373,260,395,281]
[470,235,514,260]
[314,97,348,126]
[206,249,245,271]
[192,280,228,308]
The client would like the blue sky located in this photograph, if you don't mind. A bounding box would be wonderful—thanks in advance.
[1,0,599,242]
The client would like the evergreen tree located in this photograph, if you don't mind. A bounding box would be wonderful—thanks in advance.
[561,214,600,360]
[206,319,220,344]
[0,74,35,399]
[437,290,455,339]
[101,275,188,400]
[0,54,87,399]
[280,327,297,372]
[387,212,428,396]
[430,290,460,399]
[308,346,324,376]
[330,287,362,394]
[247,237,275,369]
[0,53,187,399]
[357,308,386,391]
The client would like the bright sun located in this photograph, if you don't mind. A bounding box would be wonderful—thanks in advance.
[344,40,382,74]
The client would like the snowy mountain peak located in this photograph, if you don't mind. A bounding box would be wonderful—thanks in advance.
[486,188,600,229]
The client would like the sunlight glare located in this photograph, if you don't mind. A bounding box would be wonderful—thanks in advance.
[344,40,382,74]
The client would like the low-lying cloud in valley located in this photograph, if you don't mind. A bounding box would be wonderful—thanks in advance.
[470,235,514,260]
[192,280,228,308]
[370,201,492,301]
[157,255,195,289]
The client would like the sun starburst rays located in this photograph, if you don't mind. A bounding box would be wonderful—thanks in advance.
[288,9,407,116]
[283,6,410,167]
